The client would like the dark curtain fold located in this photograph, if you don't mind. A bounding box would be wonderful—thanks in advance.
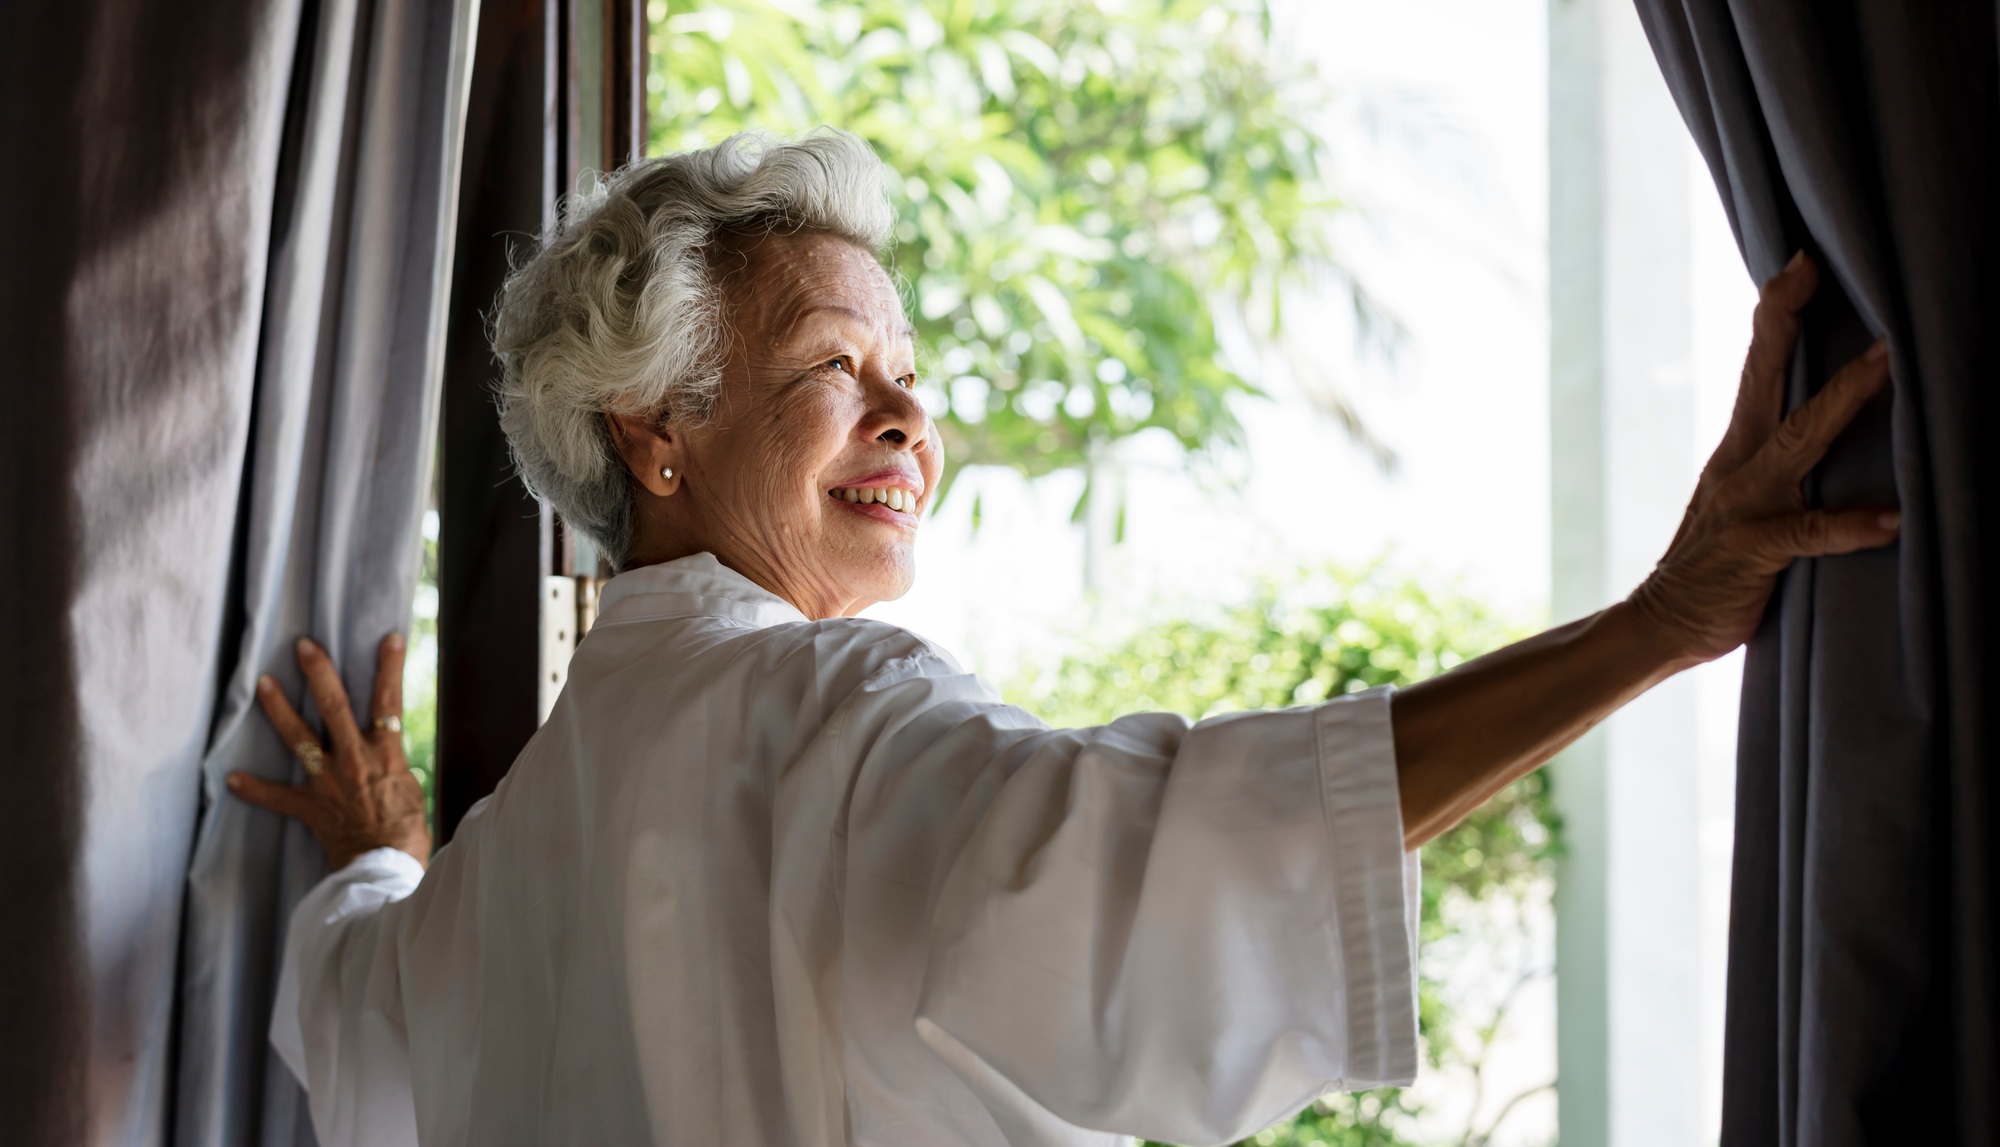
[0,0,473,1142]
[1633,2,2000,1143]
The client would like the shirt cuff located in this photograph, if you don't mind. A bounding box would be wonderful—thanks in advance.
[1314,686,1420,1089]
[270,847,427,1085]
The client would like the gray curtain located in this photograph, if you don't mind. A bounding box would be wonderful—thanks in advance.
[1633,2,1999,1144]
[0,0,474,1142]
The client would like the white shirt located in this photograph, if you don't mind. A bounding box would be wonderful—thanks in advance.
[272,553,1420,1147]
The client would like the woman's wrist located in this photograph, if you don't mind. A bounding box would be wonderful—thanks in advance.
[322,812,432,871]
[1604,595,1708,683]
[1391,598,1701,847]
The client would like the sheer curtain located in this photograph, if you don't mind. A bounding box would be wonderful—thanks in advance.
[1634,2,1999,1143]
[0,0,474,1141]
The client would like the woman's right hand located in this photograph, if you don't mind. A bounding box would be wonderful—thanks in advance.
[229,633,432,870]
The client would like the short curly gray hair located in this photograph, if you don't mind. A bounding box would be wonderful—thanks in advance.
[491,129,896,568]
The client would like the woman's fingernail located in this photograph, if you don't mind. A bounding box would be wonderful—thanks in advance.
[1866,338,1888,362]
[1879,511,1901,530]
[256,675,275,694]
[1785,249,1806,271]
[226,773,244,791]
[388,631,405,650]
[296,637,314,655]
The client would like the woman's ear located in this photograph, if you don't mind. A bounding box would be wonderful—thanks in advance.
[605,411,685,497]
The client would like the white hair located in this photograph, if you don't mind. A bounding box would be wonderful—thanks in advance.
[491,129,896,567]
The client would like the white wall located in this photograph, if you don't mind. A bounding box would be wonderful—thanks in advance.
[1547,0,1756,1142]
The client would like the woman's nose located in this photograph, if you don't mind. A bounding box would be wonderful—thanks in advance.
[861,378,928,451]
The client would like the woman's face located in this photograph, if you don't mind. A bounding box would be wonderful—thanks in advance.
[616,230,941,619]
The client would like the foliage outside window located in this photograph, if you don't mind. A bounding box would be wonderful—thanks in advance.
[403,510,440,828]
[1008,566,1559,1147]
[646,0,1382,511]
[373,9,1569,1145]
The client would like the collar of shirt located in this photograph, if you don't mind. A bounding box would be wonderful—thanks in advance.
[592,552,810,631]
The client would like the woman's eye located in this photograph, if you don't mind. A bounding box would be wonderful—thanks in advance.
[898,374,917,389]
[827,357,849,373]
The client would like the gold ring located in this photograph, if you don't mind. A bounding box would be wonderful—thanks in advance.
[295,741,325,776]
[373,715,402,734]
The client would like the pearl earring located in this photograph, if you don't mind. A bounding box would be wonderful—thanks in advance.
[660,467,674,480]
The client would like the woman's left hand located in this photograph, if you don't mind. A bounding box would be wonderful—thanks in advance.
[1628,251,1901,665]
[229,633,432,870]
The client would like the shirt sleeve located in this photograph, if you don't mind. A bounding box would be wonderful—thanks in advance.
[270,845,426,1147]
[848,653,1419,1147]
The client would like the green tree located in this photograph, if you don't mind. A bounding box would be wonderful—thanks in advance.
[647,0,1383,510]
[1007,565,1560,1147]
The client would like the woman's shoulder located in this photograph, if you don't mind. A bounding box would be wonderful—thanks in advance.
[684,615,1008,723]
[573,608,993,730]
[760,615,970,690]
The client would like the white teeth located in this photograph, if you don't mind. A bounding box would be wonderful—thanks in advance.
[831,485,920,511]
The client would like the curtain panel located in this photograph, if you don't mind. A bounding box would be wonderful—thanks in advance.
[1633,2,1999,1144]
[0,0,474,1142]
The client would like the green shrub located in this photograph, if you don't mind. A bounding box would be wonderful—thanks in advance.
[1005,566,1559,1147]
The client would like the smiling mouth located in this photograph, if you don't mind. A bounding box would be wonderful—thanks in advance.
[827,484,921,516]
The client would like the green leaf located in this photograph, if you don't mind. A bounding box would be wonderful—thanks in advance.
[648,0,1373,486]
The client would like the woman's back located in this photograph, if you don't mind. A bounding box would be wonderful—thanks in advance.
[276,554,1417,1146]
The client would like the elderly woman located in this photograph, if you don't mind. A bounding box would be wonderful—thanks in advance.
[229,130,1893,1147]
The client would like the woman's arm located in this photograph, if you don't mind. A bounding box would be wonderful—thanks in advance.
[1393,601,1687,847]
[228,635,430,1145]
[1391,252,1897,849]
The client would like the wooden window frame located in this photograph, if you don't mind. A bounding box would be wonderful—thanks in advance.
[437,0,646,842]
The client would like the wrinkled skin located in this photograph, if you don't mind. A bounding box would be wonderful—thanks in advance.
[1627,251,1896,660]
[607,229,941,620]
[231,230,939,860]
[230,635,432,869]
